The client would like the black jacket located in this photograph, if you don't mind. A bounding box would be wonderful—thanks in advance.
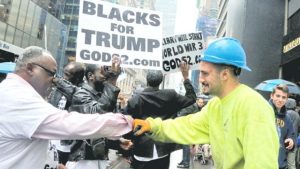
[126,79,196,158]
[48,78,78,110]
[270,100,296,168]
[69,82,120,113]
[68,82,120,161]
[177,103,201,117]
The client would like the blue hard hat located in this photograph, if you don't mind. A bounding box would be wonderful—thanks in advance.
[200,37,251,71]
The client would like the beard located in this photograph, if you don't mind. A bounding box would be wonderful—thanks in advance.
[94,80,105,92]
[201,83,210,95]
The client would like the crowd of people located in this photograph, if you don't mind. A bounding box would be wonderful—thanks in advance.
[1,37,300,169]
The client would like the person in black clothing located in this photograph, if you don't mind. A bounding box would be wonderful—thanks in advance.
[286,98,300,169]
[47,61,85,165]
[125,63,196,169]
[48,62,85,110]
[63,62,85,87]
[67,57,131,169]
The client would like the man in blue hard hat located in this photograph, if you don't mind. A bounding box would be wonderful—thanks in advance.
[132,37,279,169]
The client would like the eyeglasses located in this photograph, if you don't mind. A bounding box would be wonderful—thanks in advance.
[31,63,56,77]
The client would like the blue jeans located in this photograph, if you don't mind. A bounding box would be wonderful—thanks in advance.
[181,145,190,165]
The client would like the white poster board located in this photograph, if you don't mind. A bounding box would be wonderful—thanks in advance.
[0,40,24,56]
[76,0,162,70]
[162,32,204,74]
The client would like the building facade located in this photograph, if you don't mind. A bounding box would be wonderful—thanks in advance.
[190,0,219,94]
[0,0,68,74]
[60,0,78,59]
[281,0,300,84]
[215,0,285,88]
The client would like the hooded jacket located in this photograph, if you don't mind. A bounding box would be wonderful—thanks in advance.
[270,100,295,168]
[286,98,300,137]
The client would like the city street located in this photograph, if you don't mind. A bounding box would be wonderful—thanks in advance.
[108,149,214,169]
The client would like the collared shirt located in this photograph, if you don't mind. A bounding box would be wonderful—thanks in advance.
[0,74,132,169]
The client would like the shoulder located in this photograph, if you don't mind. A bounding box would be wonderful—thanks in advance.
[235,84,268,105]
[74,84,93,95]
[163,89,177,93]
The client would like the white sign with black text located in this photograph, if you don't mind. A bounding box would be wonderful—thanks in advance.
[162,32,204,74]
[76,0,162,70]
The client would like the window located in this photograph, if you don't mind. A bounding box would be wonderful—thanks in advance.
[13,29,23,46]
[21,33,30,48]
[0,0,12,22]
[0,21,7,40]
[24,1,35,34]
[5,25,14,43]
[31,6,41,37]
[16,0,29,30]
[7,0,20,26]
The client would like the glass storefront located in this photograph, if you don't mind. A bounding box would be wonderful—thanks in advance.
[0,0,68,72]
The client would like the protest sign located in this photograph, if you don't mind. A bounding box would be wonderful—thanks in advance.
[76,0,162,70]
[162,32,204,74]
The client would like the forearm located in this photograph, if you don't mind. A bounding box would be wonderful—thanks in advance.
[32,111,133,140]
[147,112,209,145]
[183,79,196,101]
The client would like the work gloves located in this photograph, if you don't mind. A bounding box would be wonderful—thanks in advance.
[133,119,151,136]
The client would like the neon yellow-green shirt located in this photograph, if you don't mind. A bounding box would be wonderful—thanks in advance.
[148,84,279,169]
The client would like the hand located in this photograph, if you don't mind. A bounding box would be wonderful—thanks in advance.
[180,62,189,80]
[52,77,72,87]
[111,55,121,75]
[52,76,61,86]
[285,138,294,150]
[57,164,67,169]
[133,119,151,136]
[119,138,133,150]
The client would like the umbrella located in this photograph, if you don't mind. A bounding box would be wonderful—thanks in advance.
[255,79,300,95]
[0,62,16,73]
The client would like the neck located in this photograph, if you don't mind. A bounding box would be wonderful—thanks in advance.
[219,79,240,99]
[149,86,159,90]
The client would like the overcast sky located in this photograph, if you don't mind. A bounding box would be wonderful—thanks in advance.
[174,0,198,34]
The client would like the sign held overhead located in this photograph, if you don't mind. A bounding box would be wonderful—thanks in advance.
[76,0,162,70]
[162,32,204,74]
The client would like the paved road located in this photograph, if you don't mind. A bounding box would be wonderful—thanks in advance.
[108,149,214,169]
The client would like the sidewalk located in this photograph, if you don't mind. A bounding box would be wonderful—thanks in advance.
[108,149,214,169]
[170,149,214,169]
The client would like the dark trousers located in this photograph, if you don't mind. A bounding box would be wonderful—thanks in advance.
[57,150,69,165]
[132,155,170,169]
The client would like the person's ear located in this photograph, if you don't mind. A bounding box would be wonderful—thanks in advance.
[87,72,94,81]
[270,93,274,99]
[220,69,229,80]
[26,63,34,75]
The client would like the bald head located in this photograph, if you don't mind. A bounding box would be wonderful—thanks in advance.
[16,46,56,71]
[15,46,57,98]
[63,62,85,86]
